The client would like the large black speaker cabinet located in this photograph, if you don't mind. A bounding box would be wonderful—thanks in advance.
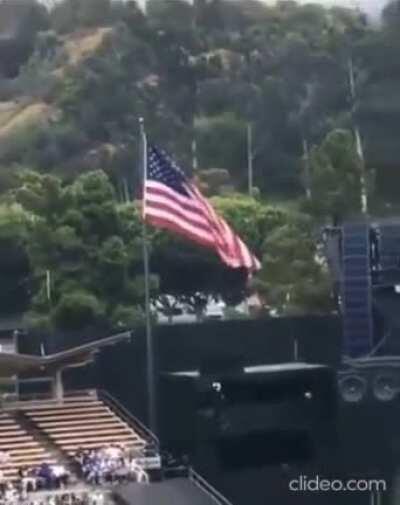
[158,362,337,465]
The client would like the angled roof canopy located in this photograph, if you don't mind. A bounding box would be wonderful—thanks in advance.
[0,332,131,378]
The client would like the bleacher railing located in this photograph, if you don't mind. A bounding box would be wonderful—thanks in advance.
[0,387,97,407]
[189,468,234,505]
[98,389,159,449]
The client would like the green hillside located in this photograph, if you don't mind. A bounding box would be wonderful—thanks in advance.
[0,0,399,331]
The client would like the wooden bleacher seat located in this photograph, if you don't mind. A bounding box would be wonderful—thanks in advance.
[66,440,145,454]
[0,441,40,449]
[49,428,134,438]
[25,401,103,411]
[0,430,26,436]
[0,393,148,480]
[0,414,57,482]
[21,395,148,458]
[39,421,126,432]
[29,411,113,422]
[53,432,139,440]
[36,417,126,428]
[28,406,110,416]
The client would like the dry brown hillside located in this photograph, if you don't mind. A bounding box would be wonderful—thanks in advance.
[0,101,57,140]
[52,27,113,78]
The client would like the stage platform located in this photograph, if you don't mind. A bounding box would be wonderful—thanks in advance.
[115,478,220,505]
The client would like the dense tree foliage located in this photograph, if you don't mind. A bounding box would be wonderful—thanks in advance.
[0,0,392,199]
[3,170,151,331]
[1,0,400,328]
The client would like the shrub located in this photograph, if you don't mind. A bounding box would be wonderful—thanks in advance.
[52,290,105,330]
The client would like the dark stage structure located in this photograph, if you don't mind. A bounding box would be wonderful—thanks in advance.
[115,478,222,505]
[16,218,400,504]
[17,315,395,505]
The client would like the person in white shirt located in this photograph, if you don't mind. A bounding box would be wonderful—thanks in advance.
[130,461,149,484]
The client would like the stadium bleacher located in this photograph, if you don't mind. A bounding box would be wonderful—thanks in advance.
[0,390,232,505]
[23,394,146,455]
[0,392,147,484]
[0,411,56,482]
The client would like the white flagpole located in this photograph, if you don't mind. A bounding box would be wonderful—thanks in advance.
[139,117,157,434]
[46,270,51,302]
[247,123,253,196]
[302,137,312,200]
[348,57,368,214]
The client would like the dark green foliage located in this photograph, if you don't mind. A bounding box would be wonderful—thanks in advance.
[2,0,400,324]
[303,129,366,222]
[257,212,334,315]
[1,170,150,330]
[50,0,112,34]
[52,290,105,330]
[196,113,247,187]
[0,0,395,206]
[0,0,49,77]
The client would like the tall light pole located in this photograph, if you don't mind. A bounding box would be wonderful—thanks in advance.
[348,57,368,215]
[191,138,198,171]
[302,137,312,200]
[247,123,254,196]
[46,270,52,304]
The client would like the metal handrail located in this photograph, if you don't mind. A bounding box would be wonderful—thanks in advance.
[189,468,234,505]
[98,389,159,448]
[0,388,98,409]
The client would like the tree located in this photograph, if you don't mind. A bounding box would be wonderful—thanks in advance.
[211,194,289,253]
[5,170,150,331]
[0,203,30,314]
[150,195,291,309]
[147,0,195,32]
[195,113,248,187]
[110,304,145,330]
[0,0,50,77]
[50,0,112,33]
[153,295,181,324]
[303,129,368,223]
[257,212,334,315]
[382,0,400,31]
[52,290,105,330]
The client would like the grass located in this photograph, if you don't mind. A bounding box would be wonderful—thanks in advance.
[62,27,113,66]
[0,103,54,139]
[0,102,26,130]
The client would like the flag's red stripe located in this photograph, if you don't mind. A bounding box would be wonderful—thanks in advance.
[145,200,213,235]
[145,215,216,250]
[145,206,214,244]
[144,179,261,272]
[146,183,225,239]
[146,182,202,215]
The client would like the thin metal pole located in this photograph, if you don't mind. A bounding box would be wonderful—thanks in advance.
[192,138,198,171]
[293,338,299,361]
[302,138,312,200]
[46,270,51,303]
[247,123,253,196]
[139,117,157,434]
[142,0,148,15]
[348,57,368,214]
[369,491,375,505]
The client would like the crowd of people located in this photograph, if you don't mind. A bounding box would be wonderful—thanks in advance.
[0,462,72,503]
[0,443,152,505]
[75,444,149,485]
[0,490,111,505]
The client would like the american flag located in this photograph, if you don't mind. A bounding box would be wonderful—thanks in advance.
[143,145,261,272]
